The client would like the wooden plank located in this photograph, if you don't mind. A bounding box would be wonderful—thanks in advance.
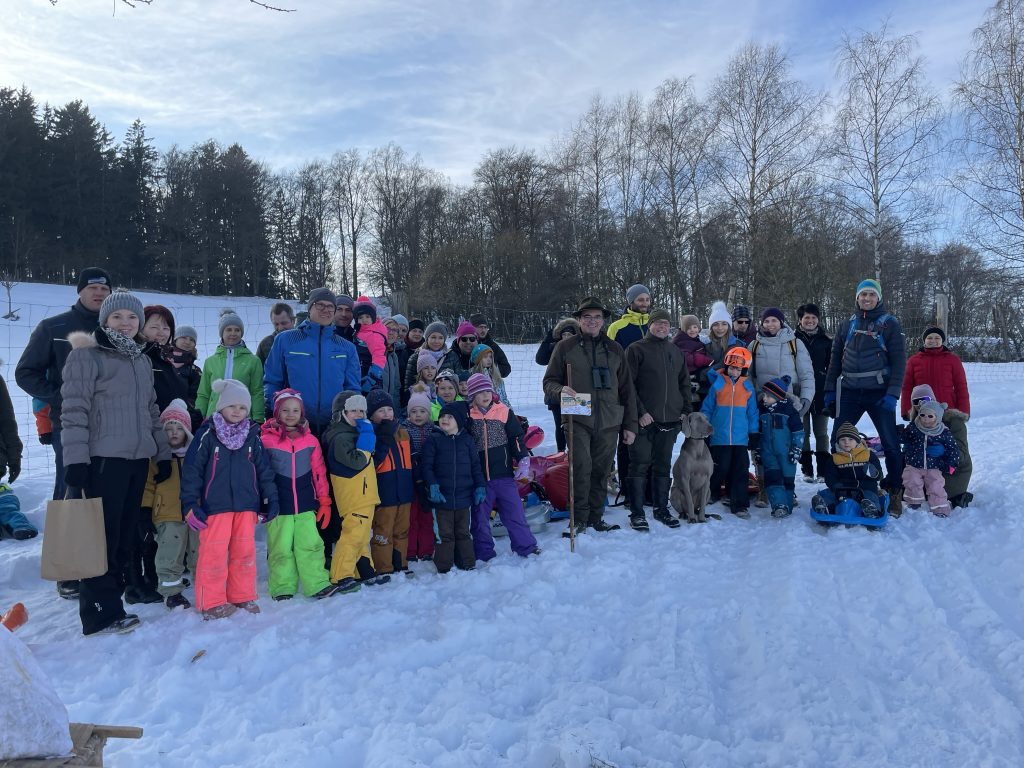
[85,727,142,741]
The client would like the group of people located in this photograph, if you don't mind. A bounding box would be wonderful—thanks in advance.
[538,279,973,533]
[2,268,975,636]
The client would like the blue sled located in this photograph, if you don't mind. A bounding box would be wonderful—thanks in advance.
[809,495,890,528]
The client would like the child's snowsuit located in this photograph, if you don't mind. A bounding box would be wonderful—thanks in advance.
[322,417,379,582]
[0,485,35,540]
[372,420,414,574]
[757,396,804,513]
[401,418,435,560]
[901,421,960,516]
[356,320,389,392]
[181,419,279,611]
[819,440,883,513]
[468,400,537,560]
[260,419,333,598]
[141,454,197,597]
[701,368,759,512]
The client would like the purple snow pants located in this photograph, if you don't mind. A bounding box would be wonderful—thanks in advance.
[471,477,537,561]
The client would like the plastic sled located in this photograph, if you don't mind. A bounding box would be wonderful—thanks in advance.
[809,495,890,528]
[491,492,551,537]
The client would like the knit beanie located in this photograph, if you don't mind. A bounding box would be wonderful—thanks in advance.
[469,312,487,327]
[99,289,144,327]
[856,278,882,301]
[626,283,651,306]
[760,307,787,326]
[417,351,440,373]
[343,393,366,413]
[407,392,432,414]
[331,390,359,415]
[455,320,477,339]
[390,314,409,330]
[425,321,448,340]
[144,305,176,339]
[910,384,936,402]
[762,376,791,401]
[649,308,671,324]
[918,399,946,419]
[366,389,394,418]
[272,388,305,421]
[466,372,495,399]
[334,294,354,309]
[212,378,251,412]
[409,318,425,332]
[160,398,193,440]
[922,326,946,343]
[353,295,377,323]
[708,301,731,327]
[835,422,861,444]
[679,314,700,331]
[76,266,112,294]
[470,343,493,365]
[439,402,468,432]
[174,325,198,343]
[218,309,244,339]
[307,287,336,310]
[435,368,459,388]
[732,305,752,321]
[797,303,821,319]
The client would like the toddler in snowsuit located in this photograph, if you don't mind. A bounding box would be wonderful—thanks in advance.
[421,402,485,573]
[261,389,350,601]
[321,392,387,587]
[354,296,389,393]
[181,379,279,619]
[367,389,414,575]
[673,314,714,406]
[812,421,884,518]
[402,391,436,561]
[141,399,198,609]
[0,485,35,541]
[701,347,759,518]
[901,400,960,517]
[755,376,805,518]
[465,373,539,560]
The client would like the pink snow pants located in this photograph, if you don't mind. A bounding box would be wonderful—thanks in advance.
[195,511,258,610]
[901,466,950,517]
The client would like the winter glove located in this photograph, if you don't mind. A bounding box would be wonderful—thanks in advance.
[823,391,836,418]
[64,463,90,489]
[316,502,332,530]
[361,364,383,393]
[876,394,898,412]
[428,484,446,505]
[185,508,208,531]
[514,456,531,481]
[153,460,172,484]
[798,398,812,418]
[259,500,279,525]
[6,458,19,484]
[926,444,945,458]
[39,432,52,446]
[473,486,487,506]
[355,419,376,453]
[788,445,802,465]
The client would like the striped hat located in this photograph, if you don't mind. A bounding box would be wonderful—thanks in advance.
[835,422,861,443]
[272,388,305,421]
[761,376,790,401]
[855,278,882,301]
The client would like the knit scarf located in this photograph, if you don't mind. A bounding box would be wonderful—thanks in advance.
[212,412,250,450]
[914,417,944,438]
[104,328,145,359]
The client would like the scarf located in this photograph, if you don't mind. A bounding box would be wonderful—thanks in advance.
[914,417,944,437]
[212,412,251,450]
[172,445,189,458]
[162,344,196,369]
[104,328,145,359]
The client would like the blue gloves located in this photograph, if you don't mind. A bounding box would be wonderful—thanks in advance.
[428,484,446,504]
[926,444,945,458]
[788,445,802,465]
[361,364,383,393]
[355,419,376,452]
[823,391,836,417]
[876,395,898,411]
[474,486,487,506]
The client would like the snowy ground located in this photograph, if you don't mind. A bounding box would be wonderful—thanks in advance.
[1,283,1022,767]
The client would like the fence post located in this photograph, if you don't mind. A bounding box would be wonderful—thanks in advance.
[935,293,948,338]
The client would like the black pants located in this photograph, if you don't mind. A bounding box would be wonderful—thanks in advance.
[77,457,149,635]
[433,507,474,574]
[709,445,750,511]
[549,403,566,452]
[628,423,680,479]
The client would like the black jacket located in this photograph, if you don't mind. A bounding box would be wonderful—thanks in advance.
[420,426,485,510]
[795,326,833,415]
[16,301,100,419]
[0,375,23,471]
[146,346,191,413]
[626,333,693,423]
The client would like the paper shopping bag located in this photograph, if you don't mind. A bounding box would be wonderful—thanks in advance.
[40,494,107,581]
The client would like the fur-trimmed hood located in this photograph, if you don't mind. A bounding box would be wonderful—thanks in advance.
[553,317,580,337]
[68,330,98,349]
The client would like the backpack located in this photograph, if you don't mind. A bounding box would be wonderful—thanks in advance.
[748,338,798,383]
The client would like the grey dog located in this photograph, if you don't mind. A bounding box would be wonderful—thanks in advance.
[671,411,715,523]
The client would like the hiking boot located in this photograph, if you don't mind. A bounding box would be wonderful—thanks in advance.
[811,495,830,516]
[650,476,680,528]
[561,521,588,538]
[233,601,261,614]
[628,513,650,531]
[165,593,191,610]
[57,580,80,600]
[888,488,903,518]
[733,508,751,519]
[332,577,361,594]
[272,594,294,601]
[87,615,141,636]
[124,585,162,605]
[950,492,973,509]
[202,604,237,620]
[652,507,681,529]
[589,519,621,532]
[861,499,882,518]
[625,477,649,532]
[311,584,341,599]
[771,505,792,519]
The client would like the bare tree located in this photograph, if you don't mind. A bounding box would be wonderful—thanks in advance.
[0,270,19,320]
[710,42,827,299]
[329,149,370,296]
[952,0,1024,271]
[832,23,944,279]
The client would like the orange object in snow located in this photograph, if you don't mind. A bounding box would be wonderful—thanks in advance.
[1,602,28,632]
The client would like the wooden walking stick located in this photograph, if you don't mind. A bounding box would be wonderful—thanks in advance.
[566,363,576,553]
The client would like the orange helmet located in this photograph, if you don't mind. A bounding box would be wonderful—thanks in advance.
[723,346,752,369]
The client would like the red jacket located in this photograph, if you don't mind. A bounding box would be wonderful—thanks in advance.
[900,347,970,418]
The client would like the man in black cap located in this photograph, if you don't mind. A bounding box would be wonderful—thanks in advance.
[470,312,511,377]
[543,297,638,535]
[16,266,112,600]
[732,305,756,344]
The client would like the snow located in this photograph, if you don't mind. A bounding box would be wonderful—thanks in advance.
[1,282,1023,766]
[0,627,72,760]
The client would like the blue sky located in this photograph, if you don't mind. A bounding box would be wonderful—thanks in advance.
[3,0,987,183]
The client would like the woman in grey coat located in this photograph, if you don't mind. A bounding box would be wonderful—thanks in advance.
[747,307,816,415]
[60,289,170,636]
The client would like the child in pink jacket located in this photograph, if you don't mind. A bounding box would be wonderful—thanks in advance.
[354,296,389,393]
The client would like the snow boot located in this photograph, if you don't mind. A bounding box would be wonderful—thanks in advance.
[800,450,815,482]
[771,505,792,519]
[272,594,294,601]
[561,521,588,538]
[311,584,341,599]
[88,615,141,636]
[888,487,904,518]
[733,507,751,519]
[57,580,80,600]
[626,477,649,531]
[811,494,830,516]
[860,499,882,518]
[950,492,974,509]
[651,477,680,529]
[589,518,621,532]
[165,593,191,610]
[124,557,161,605]
[233,601,261,614]
[332,577,361,594]
[203,604,237,620]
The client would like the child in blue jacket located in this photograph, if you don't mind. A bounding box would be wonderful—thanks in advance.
[421,403,485,573]
[701,347,759,518]
[755,376,805,518]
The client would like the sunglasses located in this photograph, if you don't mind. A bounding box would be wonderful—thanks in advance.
[734,320,750,325]
[460,335,477,342]
[912,396,933,405]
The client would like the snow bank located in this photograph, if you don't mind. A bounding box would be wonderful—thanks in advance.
[0,628,71,760]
